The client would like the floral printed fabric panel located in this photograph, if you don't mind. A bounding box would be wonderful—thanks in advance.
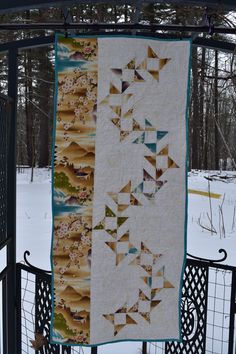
[51,36,191,346]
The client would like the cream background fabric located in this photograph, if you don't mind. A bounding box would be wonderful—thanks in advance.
[90,38,190,344]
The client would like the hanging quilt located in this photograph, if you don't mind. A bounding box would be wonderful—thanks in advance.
[51,35,191,346]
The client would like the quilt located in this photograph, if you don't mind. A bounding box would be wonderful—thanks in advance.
[51,35,191,346]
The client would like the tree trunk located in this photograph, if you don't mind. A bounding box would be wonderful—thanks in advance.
[191,46,199,169]
[37,48,52,167]
[214,50,219,170]
[25,48,34,167]
[199,47,206,169]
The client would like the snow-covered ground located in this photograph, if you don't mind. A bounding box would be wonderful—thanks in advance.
[6,168,236,354]
[187,170,236,265]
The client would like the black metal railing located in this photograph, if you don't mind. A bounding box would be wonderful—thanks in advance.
[0,93,15,354]
[16,250,236,354]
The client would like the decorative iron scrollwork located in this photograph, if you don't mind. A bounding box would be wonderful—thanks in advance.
[187,248,227,264]
[24,251,51,273]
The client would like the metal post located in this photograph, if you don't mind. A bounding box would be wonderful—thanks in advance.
[228,269,236,354]
[142,341,147,354]
[91,346,98,354]
[6,47,18,354]
[16,264,22,354]
[2,277,7,353]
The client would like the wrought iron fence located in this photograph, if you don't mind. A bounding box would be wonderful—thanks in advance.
[0,93,13,354]
[16,251,236,354]
[0,94,9,246]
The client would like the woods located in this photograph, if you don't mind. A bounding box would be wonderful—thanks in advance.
[0,4,235,170]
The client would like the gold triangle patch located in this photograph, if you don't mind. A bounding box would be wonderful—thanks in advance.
[120,181,131,193]
[157,145,169,156]
[145,155,156,168]
[110,82,121,94]
[111,118,120,129]
[108,192,118,204]
[168,157,179,168]
[139,312,151,323]
[133,119,143,131]
[130,194,142,206]
[114,324,126,335]
[139,289,150,301]
[126,315,137,325]
[151,300,162,310]
[125,58,135,69]
[105,242,116,253]
[123,108,133,119]
[105,205,116,217]
[148,70,159,81]
[148,46,158,58]
[118,204,129,213]
[119,232,129,242]
[117,217,129,227]
[160,58,171,70]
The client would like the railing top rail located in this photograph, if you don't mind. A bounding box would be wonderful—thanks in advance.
[16,255,236,279]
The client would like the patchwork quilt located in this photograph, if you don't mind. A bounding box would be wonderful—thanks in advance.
[51,35,191,346]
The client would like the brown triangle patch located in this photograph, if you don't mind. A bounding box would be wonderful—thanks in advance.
[120,131,130,141]
[119,232,129,242]
[114,324,126,335]
[130,194,142,206]
[105,242,116,253]
[116,304,127,313]
[151,300,162,310]
[160,58,171,70]
[134,70,145,82]
[156,168,167,179]
[123,108,133,119]
[145,155,156,168]
[103,314,114,324]
[118,204,129,213]
[151,288,162,299]
[128,301,139,313]
[122,81,131,93]
[168,157,179,168]
[126,315,138,325]
[157,145,169,156]
[133,119,143,131]
[156,267,165,277]
[125,58,135,69]
[111,68,122,77]
[120,181,131,193]
[148,46,158,58]
[111,118,120,129]
[108,192,118,204]
[143,169,156,181]
[116,254,126,265]
[110,83,121,94]
[139,312,151,323]
[149,70,159,81]
[139,289,150,301]
[164,280,175,288]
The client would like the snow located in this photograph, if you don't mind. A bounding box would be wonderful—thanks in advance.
[2,167,234,354]
[187,170,236,265]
